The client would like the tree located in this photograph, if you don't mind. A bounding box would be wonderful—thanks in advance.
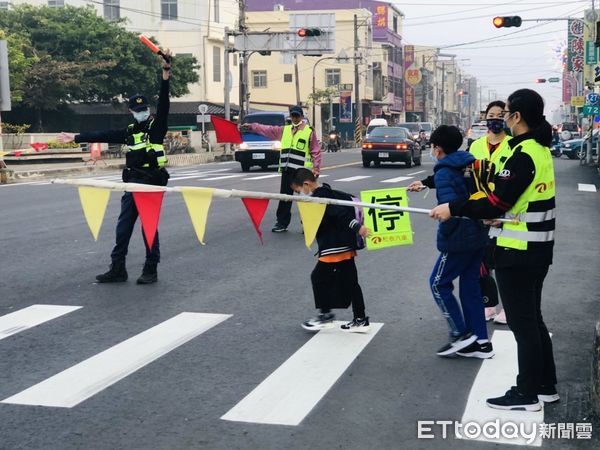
[0,5,199,130]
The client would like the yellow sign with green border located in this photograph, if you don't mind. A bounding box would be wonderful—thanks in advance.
[360,187,413,250]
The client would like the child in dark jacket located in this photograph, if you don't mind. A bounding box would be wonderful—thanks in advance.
[291,168,371,332]
[408,125,492,358]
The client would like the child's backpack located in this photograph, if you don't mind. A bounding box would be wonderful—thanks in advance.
[331,189,366,250]
[464,158,496,200]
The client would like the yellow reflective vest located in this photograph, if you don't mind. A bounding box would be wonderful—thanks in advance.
[127,119,167,168]
[279,124,313,170]
[469,134,513,174]
[489,138,556,251]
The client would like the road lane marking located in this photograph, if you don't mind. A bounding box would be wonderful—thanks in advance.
[243,174,281,180]
[221,322,383,426]
[460,330,543,447]
[407,170,426,176]
[578,183,597,192]
[380,176,413,183]
[0,305,82,341]
[333,175,371,182]
[321,162,362,170]
[201,174,246,181]
[2,312,231,408]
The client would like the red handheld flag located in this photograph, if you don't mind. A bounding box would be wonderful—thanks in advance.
[139,35,160,54]
[210,115,243,144]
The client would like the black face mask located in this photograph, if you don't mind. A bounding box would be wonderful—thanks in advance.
[486,118,504,134]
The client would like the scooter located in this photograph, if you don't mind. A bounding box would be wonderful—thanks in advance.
[327,131,341,152]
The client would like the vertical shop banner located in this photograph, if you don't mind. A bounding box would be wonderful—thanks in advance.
[404,45,415,112]
[562,69,573,103]
[359,188,413,251]
[568,19,584,73]
[339,90,352,123]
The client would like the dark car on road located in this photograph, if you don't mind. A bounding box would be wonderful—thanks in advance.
[559,134,599,159]
[361,127,422,168]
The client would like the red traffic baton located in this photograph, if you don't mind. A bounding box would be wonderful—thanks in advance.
[139,35,171,64]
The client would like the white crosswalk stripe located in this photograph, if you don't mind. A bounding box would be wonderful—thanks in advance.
[333,175,371,182]
[380,176,413,183]
[201,174,246,181]
[221,322,384,426]
[1,312,231,408]
[0,305,82,341]
[243,174,281,180]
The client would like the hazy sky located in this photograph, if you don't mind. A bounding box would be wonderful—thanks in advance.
[394,0,590,119]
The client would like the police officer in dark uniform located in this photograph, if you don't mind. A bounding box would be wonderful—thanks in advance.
[58,49,172,285]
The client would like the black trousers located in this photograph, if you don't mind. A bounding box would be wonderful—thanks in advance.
[110,191,160,266]
[276,168,297,227]
[495,265,557,396]
[311,258,366,319]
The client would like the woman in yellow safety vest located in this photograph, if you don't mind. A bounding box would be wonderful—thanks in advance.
[469,101,513,324]
[430,89,557,412]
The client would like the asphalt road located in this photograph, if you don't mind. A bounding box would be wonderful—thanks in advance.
[1,150,599,449]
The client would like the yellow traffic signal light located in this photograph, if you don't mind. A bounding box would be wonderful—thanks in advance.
[493,16,522,28]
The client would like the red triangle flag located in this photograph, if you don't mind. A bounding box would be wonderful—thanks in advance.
[132,192,165,249]
[211,115,243,144]
[241,198,269,244]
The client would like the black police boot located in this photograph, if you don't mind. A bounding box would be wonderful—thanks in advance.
[136,262,158,285]
[96,261,128,283]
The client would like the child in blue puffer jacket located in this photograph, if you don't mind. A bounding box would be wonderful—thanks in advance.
[408,125,492,359]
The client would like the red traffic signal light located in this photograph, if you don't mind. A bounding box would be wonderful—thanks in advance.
[534,78,547,83]
[298,28,322,37]
[493,16,522,28]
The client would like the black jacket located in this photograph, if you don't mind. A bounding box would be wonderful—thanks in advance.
[312,184,362,257]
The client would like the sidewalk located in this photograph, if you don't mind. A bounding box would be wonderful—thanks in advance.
[1,152,234,183]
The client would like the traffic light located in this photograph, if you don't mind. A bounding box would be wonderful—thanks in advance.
[493,16,522,28]
[534,78,547,83]
[297,28,322,37]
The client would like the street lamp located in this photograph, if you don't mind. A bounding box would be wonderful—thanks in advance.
[311,50,357,135]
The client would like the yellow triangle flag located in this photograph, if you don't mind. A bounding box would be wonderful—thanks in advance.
[297,201,326,248]
[78,187,111,241]
[181,187,215,245]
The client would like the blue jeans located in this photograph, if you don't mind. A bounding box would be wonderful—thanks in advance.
[429,250,487,340]
[110,192,160,265]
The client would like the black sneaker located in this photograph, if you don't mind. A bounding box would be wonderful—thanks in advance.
[457,341,495,359]
[538,385,560,403]
[487,387,541,411]
[436,332,477,357]
[341,317,370,333]
[271,223,288,233]
[301,313,335,331]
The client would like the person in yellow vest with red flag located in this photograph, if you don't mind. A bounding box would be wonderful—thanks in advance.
[430,89,558,412]
[241,106,321,233]
[469,101,513,324]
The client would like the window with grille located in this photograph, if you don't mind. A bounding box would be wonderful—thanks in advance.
[214,0,220,23]
[161,0,178,20]
[103,0,120,21]
[48,0,64,7]
[325,68,341,87]
[284,74,292,83]
[213,46,221,82]
[252,70,267,88]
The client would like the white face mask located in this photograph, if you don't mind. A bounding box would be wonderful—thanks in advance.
[133,109,150,122]
[429,147,438,163]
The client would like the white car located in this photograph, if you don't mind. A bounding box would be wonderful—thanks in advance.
[467,122,488,147]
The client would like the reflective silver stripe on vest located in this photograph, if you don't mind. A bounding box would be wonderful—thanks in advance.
[488,227,554,242]
[506,208,556,223]
[280,149,307,169]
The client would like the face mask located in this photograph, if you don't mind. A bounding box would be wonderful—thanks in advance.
[486,118,504,134]
[133,109,150,122]
[429,148,438,163]
[504,112,515,134]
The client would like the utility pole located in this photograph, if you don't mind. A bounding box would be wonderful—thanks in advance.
[238,0,247,122]
[354,14,363,146]
[294,54,301,106]
[224,27,231,153]
[441,67,445,125]
[421,55,428,122]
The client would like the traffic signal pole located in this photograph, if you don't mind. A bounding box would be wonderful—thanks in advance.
[354,14,363,146]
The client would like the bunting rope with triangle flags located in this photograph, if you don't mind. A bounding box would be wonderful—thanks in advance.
[52,178,517,250]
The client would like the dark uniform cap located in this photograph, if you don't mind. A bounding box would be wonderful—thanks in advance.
[289,105,304,116]
[128,94,150,112]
